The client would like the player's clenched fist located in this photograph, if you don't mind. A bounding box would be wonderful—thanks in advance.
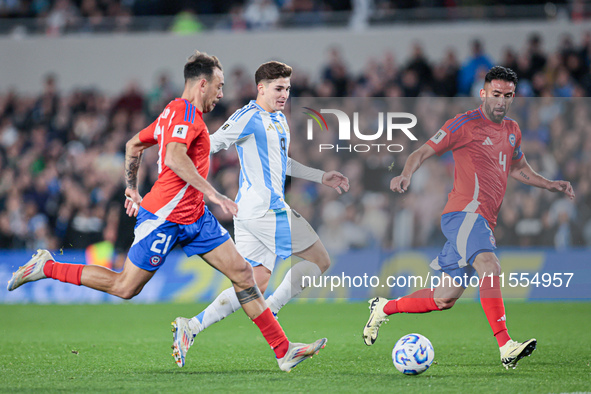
[390,175,411,193]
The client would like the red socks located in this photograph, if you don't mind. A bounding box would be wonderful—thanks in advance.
[43,260,84,286]
[480,276,511,347]
[383,288,440,315]
[381,277,511,347]
[252,308,289,358]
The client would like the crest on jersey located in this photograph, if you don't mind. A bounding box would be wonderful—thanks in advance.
[489,234,496,248]
[430,129,447,144]
[150,256,162,266]
[274,121,284,134]
[509,133,516,147]
[173,125,188,139]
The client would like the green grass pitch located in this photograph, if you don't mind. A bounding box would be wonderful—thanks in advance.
[1,301,590,392]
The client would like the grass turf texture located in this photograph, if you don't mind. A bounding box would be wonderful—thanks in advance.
[1,302,590,392]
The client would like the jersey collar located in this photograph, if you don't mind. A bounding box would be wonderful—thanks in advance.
[250,100,282,117]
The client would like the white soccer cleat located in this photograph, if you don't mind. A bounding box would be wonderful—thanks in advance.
[363,297,389,346]
[171,317,196,368]
[500,338,537,369]
[277,338,327,372]
[7,249,53,291]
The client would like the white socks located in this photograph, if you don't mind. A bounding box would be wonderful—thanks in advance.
[266,260,321,314]
[190,260,322,331]
[189,287,241,332]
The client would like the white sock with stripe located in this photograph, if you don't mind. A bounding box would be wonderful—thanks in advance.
[189,287,241,332]
[266,260,322,315]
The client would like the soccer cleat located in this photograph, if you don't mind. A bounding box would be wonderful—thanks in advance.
[276,338,327,372]
[7,249,53,291]
[171,317,196,368]
[363,297,389,346]
[500,338,537,369]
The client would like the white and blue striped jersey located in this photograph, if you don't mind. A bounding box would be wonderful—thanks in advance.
[210,100,291,220]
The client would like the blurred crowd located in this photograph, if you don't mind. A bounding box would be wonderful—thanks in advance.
[0,0,581,35]
[0,29,590,258]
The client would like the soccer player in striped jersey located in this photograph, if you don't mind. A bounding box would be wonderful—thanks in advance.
[7,51,326,372]
[172,61,349,359]
[363,66,575,369]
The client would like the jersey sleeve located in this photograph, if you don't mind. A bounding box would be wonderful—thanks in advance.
[210,111,258,154]
[138,118,159,144]
[511,125,524,164]
[426,115,472,156]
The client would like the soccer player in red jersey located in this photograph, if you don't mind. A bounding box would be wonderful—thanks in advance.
[363,66,575,369]
[8,51,326,372]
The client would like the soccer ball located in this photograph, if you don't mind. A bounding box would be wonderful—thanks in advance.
[392,333,434,375]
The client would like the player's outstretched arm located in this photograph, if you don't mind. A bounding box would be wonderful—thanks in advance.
[390,144,436,193]
[287,158,350,194]
[510,155,575,200]
[165,141,238,216]
[124,132,156,217]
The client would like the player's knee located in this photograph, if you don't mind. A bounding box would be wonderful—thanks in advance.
[474,253,501,277]
[482,259,501,276]
[434,297,457,310]
[315,250,331,272]
[111,279,142,300]
[304,243,331,273]
[113,286,140,300]
[230,261,256,289]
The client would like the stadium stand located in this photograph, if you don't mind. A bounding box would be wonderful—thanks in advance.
[0,1,589,255]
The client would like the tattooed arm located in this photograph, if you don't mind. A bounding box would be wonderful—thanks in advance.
[124,132,156,216]
[509,154,575,199]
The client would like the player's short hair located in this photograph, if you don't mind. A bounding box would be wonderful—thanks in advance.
[184,51,223,83]
[485,66,518,86]
[255,61,292,85]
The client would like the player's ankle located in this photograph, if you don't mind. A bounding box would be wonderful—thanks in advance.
[495,330,511,347]
[273,339,289,358]
[42,260,55,277]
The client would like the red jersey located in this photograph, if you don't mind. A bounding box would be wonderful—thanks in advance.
[426,107,523,231]
[138,98,210,224]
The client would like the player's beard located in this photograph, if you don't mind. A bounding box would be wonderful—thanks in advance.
[485,101,506,124]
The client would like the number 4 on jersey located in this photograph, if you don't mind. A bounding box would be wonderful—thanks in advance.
[499,152,507,172]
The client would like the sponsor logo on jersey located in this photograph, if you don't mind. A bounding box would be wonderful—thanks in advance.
[430,129,447,144]
[509,133,516,147]
[150,255,162,266]
[173,125,189,139]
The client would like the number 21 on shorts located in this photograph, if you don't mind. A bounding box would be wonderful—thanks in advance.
[151,233,172,254]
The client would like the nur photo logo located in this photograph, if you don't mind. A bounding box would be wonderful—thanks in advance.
[303,106,418,153]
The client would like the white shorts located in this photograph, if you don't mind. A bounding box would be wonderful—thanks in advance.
[234,208,319,271]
